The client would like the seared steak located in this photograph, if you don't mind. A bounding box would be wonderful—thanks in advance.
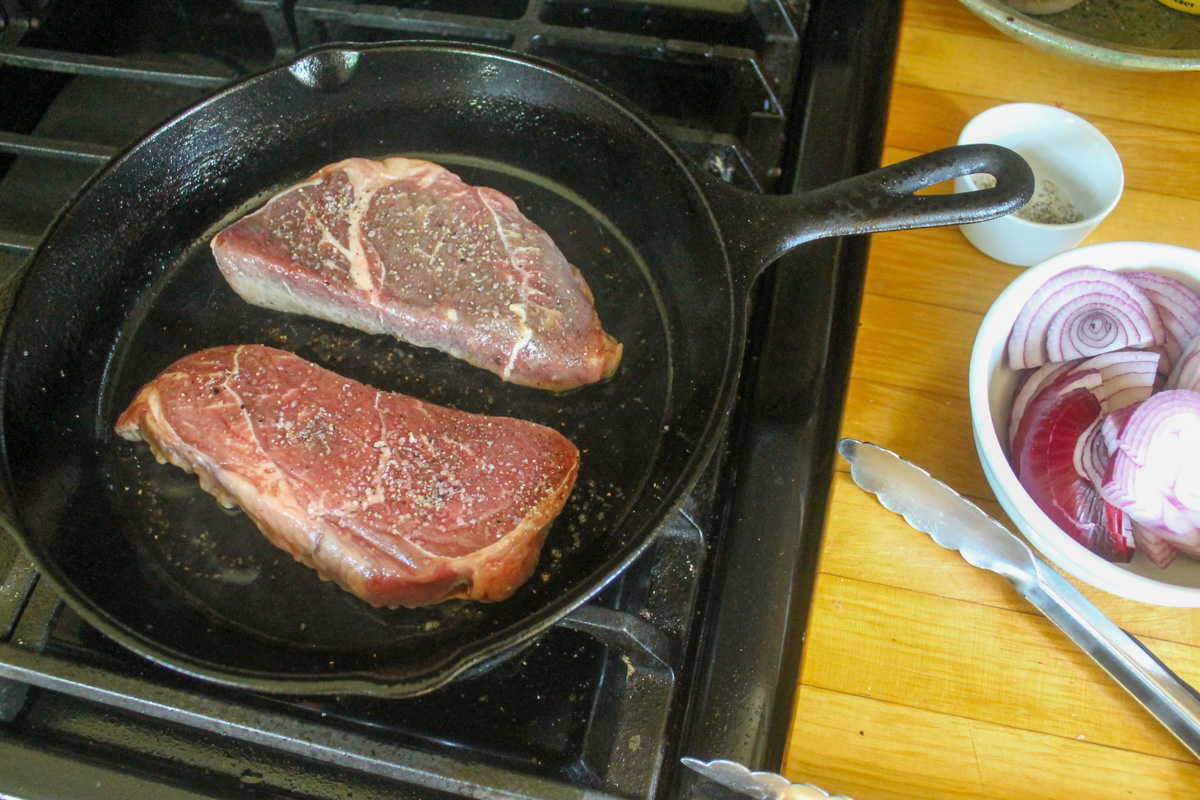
[114,345,579,608]
[210,157,623,391]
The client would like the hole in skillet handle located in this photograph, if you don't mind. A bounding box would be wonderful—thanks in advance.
[704,143,1035,294]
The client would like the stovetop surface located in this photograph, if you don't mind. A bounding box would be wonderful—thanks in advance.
[0,1,902,797]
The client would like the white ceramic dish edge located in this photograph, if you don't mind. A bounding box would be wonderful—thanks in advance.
[958,0,1200,72]
[969,240,1200,606]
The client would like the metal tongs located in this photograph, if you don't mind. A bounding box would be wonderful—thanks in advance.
[839,439,1200,760]
[683,441,1200,800]
[681,758,854,800]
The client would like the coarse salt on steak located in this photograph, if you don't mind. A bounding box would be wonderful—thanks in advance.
[114,345,579,608]
[210,157,622,391]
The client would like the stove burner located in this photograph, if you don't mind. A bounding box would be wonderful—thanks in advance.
[0,511,706,798]
[0,0,902,797]
[290,0,799,189]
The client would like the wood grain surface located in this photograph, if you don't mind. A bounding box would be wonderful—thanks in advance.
[783,1,1200,797]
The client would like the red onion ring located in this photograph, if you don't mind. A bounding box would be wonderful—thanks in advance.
[1070,349,1160,413]
[1010,371,1100,467]
[1073,416,1108,488]
[1127,271,1200,375]
[1101,389,1200,539]
[1009,360,1076,450]
[1008,267,1164,370]
[1101,403,1137,454]
[1128,519,1178,569]
[1168,334,1200,392]
[1014,371,1132,562]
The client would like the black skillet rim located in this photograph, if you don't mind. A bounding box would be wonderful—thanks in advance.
[0,40,744,697]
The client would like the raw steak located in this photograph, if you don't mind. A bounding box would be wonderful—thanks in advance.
[114,345,579,608]
[210,157,623,391]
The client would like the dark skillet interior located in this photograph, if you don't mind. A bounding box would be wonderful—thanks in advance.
[0,44,738,692]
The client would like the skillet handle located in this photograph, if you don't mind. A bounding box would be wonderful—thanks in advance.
[705,143,1034,293]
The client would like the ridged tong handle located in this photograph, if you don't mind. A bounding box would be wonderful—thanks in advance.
[839,439,1200,762]
[681,758,856,800]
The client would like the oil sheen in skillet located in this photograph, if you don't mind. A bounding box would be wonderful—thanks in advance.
[99,156,671,652]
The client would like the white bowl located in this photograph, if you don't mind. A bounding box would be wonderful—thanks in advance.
[969,241,1200,605]
[956,103,1123,267]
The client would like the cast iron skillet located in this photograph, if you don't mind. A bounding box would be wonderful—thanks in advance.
[0,43,1032,696]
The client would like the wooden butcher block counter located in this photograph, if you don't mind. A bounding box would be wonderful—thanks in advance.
[782,1,1200,797]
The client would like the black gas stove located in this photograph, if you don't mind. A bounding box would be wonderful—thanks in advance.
[0,1,901,797]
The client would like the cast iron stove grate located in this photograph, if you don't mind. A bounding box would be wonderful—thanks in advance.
[0,1,902,797]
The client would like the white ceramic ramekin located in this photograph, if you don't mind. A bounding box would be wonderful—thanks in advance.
[956,103,1123,267]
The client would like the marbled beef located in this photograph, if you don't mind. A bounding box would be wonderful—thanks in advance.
[210,157,622,391]
[114,345,579,608]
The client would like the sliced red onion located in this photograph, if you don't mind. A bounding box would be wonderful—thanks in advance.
[1168,334,1200,392]
[1101,389,1200,538]
[1011,370,1100,469]
[1070,349,1160,413]
[1126,271,1200,375]
[1014,372,1133,562]
[1101,403,1138,454]
[1045,300,1157,364]
[1139,345,1173,382]
[1168,529,1200,560]
[1129,519,1200,569]
[1009,359,1077,450]
[1129,519,1178,569]
[1008,266,1164,370]
[1073,416,1108,489]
